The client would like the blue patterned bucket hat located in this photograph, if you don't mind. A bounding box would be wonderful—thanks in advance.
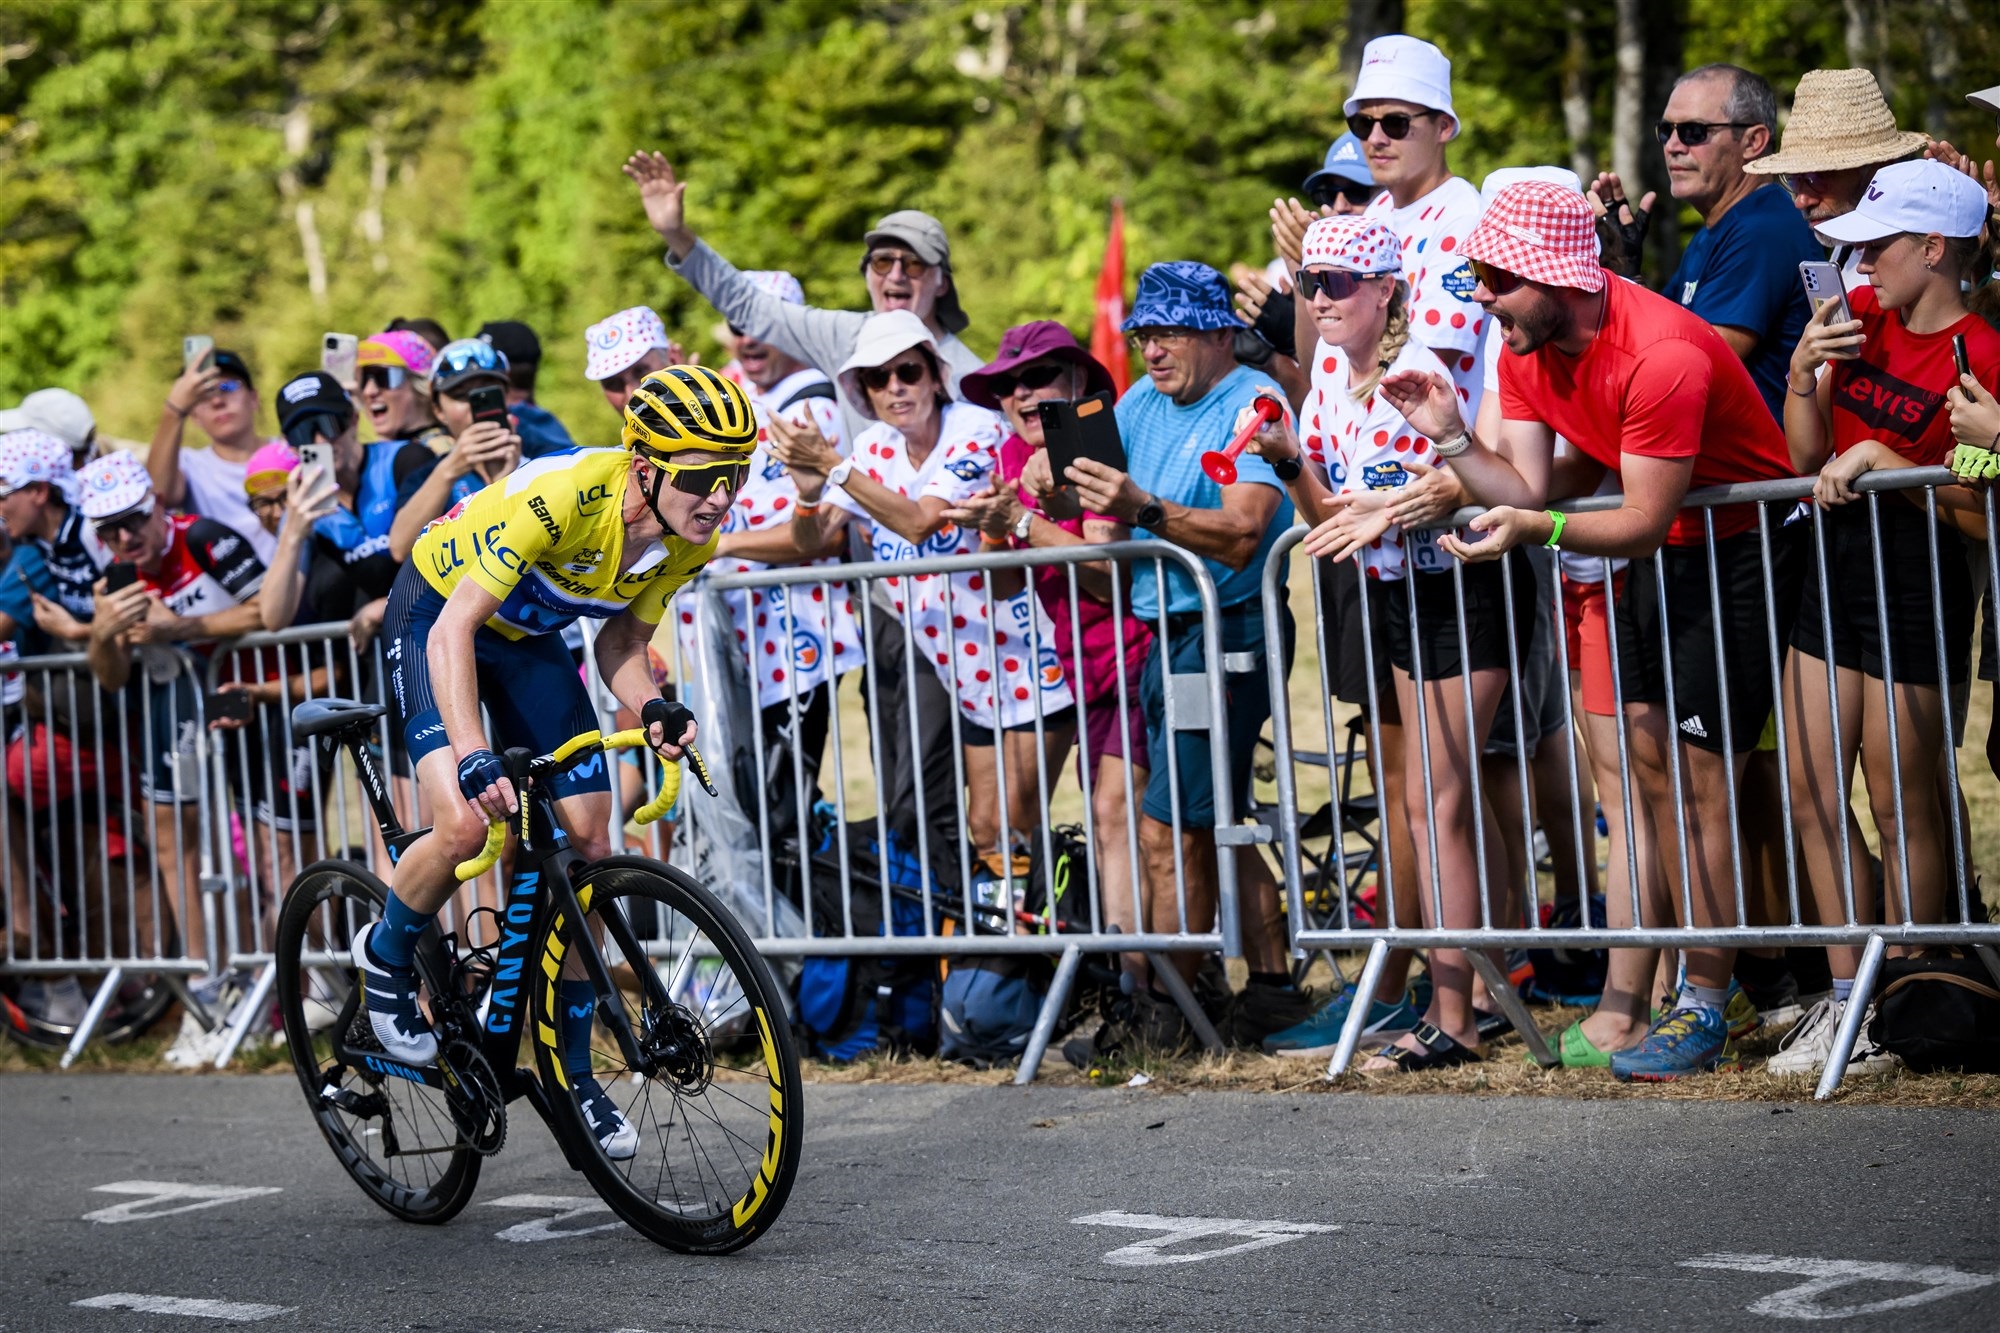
[1121,261,1238,333]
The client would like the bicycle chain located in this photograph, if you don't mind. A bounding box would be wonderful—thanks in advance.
[441,1039,507,1156]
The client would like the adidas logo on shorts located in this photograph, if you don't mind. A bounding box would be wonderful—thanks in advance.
[1679,715,1708,738]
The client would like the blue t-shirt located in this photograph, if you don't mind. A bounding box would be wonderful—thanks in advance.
[1115,364,1294,624]
[0,546,51,658]
[1665,181,1821,421]
[511,401,577,461]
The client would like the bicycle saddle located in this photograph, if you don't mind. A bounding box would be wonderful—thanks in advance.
[290,697,389,741]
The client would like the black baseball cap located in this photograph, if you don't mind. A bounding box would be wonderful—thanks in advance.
[274,370,354,442]
[213,349,255,390]
[477,320,541,365]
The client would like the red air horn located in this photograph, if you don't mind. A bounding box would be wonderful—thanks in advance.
[1201,395,1283,485]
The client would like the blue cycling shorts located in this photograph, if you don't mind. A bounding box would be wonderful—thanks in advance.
[382,564,611,798]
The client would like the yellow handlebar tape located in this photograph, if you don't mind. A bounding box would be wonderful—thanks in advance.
[453,817,508,882]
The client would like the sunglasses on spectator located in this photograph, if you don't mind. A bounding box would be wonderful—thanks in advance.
[1654,119,1754,146]
[358,365,408,391]
[1779,170,1843,195]
[1468,260,1529,296]
[247,492,288,515]
[1346,110,1441,140]
[645,457,751,496]
[1124,328,1198,352]
[1294,269,1381,301]
[1308,180,1376,209]
[987,362,1070,398]
[282,410,353,450]
[859,360,930,392]
[866,252,932,279]
[205,378,245,396]
[93,504,155,540]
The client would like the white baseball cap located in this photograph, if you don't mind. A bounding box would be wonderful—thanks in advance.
[583,306,672,382]
[1344,34,1458,128]
[77,451,156,521]
[17,388,95,456]
[1816,159,1991,244]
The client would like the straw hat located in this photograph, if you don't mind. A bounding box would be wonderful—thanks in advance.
[1745,69,1929,177]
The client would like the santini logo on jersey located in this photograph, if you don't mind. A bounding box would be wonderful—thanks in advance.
[528,494,562,542]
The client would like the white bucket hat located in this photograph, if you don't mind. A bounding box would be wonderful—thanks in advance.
[1344,35,1458,130]
[836,310,943,421]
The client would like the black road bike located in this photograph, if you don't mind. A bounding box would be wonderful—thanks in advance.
[272,698,801,1254]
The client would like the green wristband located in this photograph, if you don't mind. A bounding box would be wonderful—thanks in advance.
[1544,509,1566,548]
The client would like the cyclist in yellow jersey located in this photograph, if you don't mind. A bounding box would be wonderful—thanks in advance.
[353,366,753,1156]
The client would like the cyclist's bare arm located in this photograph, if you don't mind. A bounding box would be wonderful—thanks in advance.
[593,608,696,758]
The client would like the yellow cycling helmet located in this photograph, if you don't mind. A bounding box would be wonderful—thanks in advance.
[622,365,757,460]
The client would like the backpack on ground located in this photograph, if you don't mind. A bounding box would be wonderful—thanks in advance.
[1868,951,2000,1073]
[938,957,1051,1066]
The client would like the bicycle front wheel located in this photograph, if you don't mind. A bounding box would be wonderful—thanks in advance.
[530,856,802,1254]
[274,860,480,1225]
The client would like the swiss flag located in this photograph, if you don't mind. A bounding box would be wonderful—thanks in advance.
[1090,199,1130,397]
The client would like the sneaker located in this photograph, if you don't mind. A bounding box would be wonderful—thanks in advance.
[1723,981,1762,1041]
[1735,954,1801,1026]
[1609,1006,1735,1082]
[1261,989,1417,1057]
[575,1075,638,1160]
[162,1010,226,1068]
[1222,979,1317,1049]
[351,921,438,1066]
[1062,988,1190,1069]
[1765,997,1902,1078]
[16,975,87,1028]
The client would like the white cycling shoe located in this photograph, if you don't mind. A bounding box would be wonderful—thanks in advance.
[351,921,439,1067]
[576,1076,639,1160]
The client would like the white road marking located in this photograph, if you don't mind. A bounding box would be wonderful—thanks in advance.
[1681,1252,1999,1320]
[484,1192,625,1243]
[84,1181,284,1225]
[72,1293,292,1322]
[1071,1211,1339,1266]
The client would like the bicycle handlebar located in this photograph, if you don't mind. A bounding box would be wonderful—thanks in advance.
[451,727,689,882]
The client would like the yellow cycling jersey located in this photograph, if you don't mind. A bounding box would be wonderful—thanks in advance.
[412,447,714,640]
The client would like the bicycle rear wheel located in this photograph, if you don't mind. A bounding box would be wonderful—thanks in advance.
[530,856,802,1254]
[274,860,480,1224]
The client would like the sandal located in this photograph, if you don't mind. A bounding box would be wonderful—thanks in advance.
[1364,1022,1483,1073]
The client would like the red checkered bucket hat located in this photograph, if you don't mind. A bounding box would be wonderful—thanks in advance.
[1462,181,1604,294]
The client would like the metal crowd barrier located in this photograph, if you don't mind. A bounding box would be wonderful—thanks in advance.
[1262,465,2000,1096]
[1,644,217,1065]
[616,539,1249,1081]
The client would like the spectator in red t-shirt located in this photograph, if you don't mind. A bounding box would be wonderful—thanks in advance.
[1770,159,2000,1077]
[949,322,1152,984]
[1379,180,1805,1082]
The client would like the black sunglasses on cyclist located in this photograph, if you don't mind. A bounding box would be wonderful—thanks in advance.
[1308,180,1377,209]
[865,252,932,279]
[647,458,751,496]
[1294,269,1379,302]
[1346,110,1440,141]
[985,362,1069,399]
[859,360,930,392]
[1654,119,1754,146]
[1468,259,1528,296]
[358,365,407,392]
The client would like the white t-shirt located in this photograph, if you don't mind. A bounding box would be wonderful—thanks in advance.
[830,401,1075,731]
[180,442,280,564]
[1365,176,1489,423]
[677,368,865,709]
[1302,337,1453,581]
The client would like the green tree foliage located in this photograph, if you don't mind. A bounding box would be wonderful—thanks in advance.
[1,0,1996,443]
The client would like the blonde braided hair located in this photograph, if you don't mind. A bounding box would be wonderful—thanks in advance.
[1349,280,1410,403]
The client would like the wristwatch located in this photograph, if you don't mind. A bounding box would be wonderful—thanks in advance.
[825,458,854,490]
[1271,455,1304,482]
[1012,510,1034,542]
[1134,494,1166,530]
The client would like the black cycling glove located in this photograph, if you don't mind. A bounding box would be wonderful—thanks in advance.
[457,748,507,803]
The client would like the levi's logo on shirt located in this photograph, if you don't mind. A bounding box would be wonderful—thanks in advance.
[1838,363,1945,438]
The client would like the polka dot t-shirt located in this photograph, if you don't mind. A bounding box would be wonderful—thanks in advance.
[829,401,1076,731]
[1301,337,1455,581]
[1365,176,1489,424]
[677,367,864,709]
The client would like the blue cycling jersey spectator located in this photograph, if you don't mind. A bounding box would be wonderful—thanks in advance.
[1659,64,1822,419]
[477,320,576,460]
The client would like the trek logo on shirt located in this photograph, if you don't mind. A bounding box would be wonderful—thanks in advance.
[1440,263,1479,302]
[1837,363,1945,439]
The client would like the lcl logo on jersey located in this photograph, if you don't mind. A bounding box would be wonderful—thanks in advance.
[577,482,613,516]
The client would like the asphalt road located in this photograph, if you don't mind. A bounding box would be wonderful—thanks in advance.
[2,1074,1996,1331]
